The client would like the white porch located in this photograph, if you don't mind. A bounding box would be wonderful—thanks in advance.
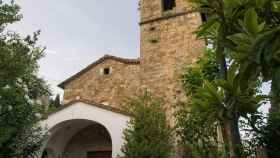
[40,101,130,158]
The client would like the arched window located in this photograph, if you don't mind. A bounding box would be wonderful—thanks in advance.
[162,0,176,11]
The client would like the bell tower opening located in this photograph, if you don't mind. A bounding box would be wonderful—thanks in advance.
[162,0,176,11]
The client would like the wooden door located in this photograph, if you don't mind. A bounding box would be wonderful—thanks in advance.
[87,151,112,158]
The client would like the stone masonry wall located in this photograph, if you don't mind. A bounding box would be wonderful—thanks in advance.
[59,1,205,158]
[62,0,204,118]
[63,59,140,109]
[139,0,193,22]
[139,0,205,120]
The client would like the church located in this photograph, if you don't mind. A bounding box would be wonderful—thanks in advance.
[41,0,204,157]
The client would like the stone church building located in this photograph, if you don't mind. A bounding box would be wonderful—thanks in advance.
[41,0,204,158]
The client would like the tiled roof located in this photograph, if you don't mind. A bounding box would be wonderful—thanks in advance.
[58,55,140,88]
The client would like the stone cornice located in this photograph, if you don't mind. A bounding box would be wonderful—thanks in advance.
[139,10,196,25]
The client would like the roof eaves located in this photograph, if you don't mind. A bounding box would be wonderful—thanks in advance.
[58,55,140,89]
[42,99,132,120]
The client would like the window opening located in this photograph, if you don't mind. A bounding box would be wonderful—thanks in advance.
[163,0,176,11]
[103,68,110,75]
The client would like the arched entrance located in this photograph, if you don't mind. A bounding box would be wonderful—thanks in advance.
[43,119,112,158]
[41,101,131,158]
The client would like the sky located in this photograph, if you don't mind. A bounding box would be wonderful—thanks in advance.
[7,0,270,114]
[9,0,140,96]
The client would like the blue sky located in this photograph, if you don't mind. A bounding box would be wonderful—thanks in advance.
[9,0,140,95]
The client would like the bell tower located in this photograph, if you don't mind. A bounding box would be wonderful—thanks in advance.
[139,0,205,116]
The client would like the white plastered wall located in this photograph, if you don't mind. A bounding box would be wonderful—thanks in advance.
[41,102,130,158]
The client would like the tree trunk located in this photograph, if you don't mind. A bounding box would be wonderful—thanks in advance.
[221,115,242,158]
[270,69,280,112]
[217,25,242,158]
[267,69,280,157]
[256,146,268,158]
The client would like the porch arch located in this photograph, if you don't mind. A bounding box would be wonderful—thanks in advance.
[41,101,131,158]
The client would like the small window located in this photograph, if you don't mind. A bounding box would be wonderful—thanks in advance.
[201,13,207,22]
[200,6,208,22]
[163,0,176,11]
[103,68,111,75]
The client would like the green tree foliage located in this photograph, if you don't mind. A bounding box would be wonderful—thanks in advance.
[181,0,280,157]
[177,50,266,158]
[190,1,248,156]
[0,1,49,157]
[181,49,219,95]
[121,92,172,158]
[47,94,61,113]
[226,4,280,157]
[177,50,220,158]
[227,5,280,108]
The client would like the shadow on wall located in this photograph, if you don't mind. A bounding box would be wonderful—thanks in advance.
[42,119,112,158]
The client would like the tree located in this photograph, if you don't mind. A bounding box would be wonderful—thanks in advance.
[190,0,251,156]
[185,0,280,157]
[53,94,61,108]
[177,49,266,158]
[176,50,220,158]
[264,109,280,157]
[121,92,172,158]
[0,1,49,157]
[47,94,61,113]
[217,1,280,157]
